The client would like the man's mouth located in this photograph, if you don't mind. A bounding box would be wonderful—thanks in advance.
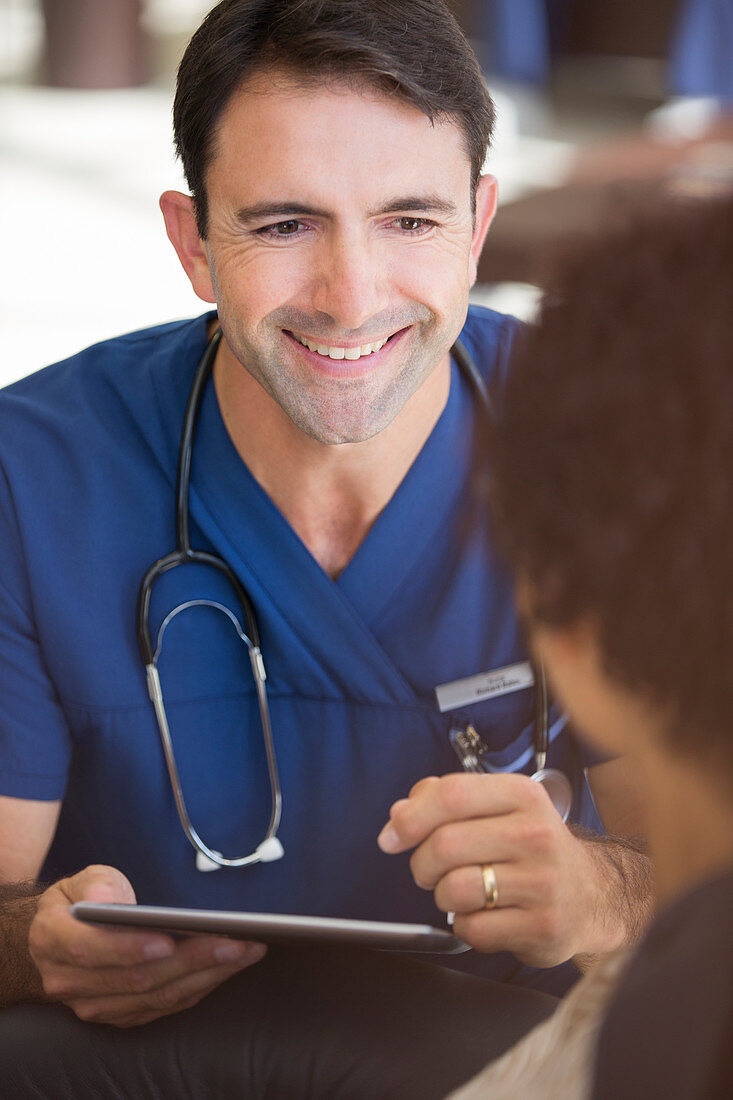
[287,330,398,361]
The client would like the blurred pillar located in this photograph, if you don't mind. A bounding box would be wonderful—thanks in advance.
[41,0,147,88]
[564,0,683,57]
[670,0,733,100]
[478,0,551,83]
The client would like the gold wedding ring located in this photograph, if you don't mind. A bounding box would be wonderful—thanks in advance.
[481,864,499,910]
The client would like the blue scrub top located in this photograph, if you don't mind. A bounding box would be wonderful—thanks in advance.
[0,306,602,994]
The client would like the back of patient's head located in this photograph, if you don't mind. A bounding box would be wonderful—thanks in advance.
[488,195,733,767]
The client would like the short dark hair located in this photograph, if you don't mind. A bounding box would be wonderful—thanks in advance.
[487,195,733,766]
[173,0,494,237]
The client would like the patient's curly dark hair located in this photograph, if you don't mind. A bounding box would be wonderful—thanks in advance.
[488,195,733,762]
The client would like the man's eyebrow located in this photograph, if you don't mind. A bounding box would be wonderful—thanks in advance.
[234,195,458,224]
[368,195,458,217]
[235,202,330,224]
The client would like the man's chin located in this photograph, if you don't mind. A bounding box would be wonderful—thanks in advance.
[285,397,402,445]
[294,420,389,446]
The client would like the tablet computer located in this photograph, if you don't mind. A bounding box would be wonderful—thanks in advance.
[71,902,470,954]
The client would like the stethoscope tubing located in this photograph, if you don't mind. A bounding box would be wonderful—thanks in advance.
[136,326,280,867]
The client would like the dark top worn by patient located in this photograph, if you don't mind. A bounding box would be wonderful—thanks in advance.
[592,869,733,1099]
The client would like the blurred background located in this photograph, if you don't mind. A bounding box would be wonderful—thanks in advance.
[1,0,732,386]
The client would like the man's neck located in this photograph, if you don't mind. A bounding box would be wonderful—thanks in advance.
[213,342,451,578]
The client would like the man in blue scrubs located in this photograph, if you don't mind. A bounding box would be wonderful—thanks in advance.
[0,1,651,1093]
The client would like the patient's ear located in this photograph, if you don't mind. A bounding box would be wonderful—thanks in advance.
[531,615,647,761]
[531,620,593,680]
[516,580,595,669]
[519,582,663,759]
[159,190,216,303]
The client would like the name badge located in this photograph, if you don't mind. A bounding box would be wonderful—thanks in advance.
[435,661,534,713]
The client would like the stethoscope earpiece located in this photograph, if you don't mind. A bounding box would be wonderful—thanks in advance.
[195,836,284,873]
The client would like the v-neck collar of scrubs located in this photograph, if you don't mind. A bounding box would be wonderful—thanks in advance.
[154,317,477,705]
[337,356,474,624]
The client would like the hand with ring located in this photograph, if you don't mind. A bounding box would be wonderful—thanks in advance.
[377,772,606,968]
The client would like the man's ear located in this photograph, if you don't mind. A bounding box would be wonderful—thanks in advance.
[159,191,216,303]
[468,174,498,287]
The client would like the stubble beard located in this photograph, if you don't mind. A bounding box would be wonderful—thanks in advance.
[226,322,445,445]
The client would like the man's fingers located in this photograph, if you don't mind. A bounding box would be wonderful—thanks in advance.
[378,772,540,854]
[41,931,263,998]
[54,865,138,907]
[432,862,559,916]
[406,775,440,799]
[30,904,176,971]
[406,805,561,889]
[29,865,270,1026]
[433,863,505,914]
[66,946,266,1027]
[452,906,566,967]
[32,864,161,969]
[451,906,540,958]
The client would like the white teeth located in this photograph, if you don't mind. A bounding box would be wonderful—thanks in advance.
[295,333,391,359]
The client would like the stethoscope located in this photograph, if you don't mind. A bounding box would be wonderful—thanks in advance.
[136,328,571,873]
[136,328,283,871]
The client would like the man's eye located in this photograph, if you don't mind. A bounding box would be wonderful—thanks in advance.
[257,220,304,238]
[397,217,432,233]
[273,220,301,235]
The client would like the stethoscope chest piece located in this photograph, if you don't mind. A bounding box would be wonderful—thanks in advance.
[530,767,573,823]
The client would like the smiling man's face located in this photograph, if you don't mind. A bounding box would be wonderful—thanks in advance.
[165,72,495,444]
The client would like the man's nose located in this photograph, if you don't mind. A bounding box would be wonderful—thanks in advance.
[309,233,390,332]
